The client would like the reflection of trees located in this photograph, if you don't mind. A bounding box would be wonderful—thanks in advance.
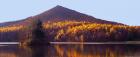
[1,45,140,57]
[0,53,17,57]
[31,46,47,57]
[0,46,19,57]
[54,44,140,57]
[18,46,48,57]
[19,45,60,57]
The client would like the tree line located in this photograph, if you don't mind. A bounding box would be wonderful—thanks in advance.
[0,21,140,42]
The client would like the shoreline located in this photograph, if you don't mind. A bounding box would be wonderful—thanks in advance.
[0,41,140,45]
[50,41,140,44]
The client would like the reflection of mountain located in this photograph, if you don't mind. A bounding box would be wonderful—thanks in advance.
[0,5,140,42]
[0,45,140,57]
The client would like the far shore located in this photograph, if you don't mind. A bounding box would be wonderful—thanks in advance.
[0,41,140,45]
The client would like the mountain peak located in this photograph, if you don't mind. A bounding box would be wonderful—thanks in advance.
[55,5,65,8]
[32,6,123,25]
[48,5,71,12]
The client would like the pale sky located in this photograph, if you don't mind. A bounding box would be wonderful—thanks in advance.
[0,0,140,26]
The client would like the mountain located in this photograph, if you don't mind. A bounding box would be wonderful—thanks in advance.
[0,5,123,27]
[33,5,123,24]
[2,5,138,42]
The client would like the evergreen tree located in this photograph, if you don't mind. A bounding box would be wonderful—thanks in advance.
[28,19,48,46]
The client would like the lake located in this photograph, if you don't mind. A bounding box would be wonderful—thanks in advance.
[0,44,140,57]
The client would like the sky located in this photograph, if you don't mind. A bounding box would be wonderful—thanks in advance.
[0,0,140,26]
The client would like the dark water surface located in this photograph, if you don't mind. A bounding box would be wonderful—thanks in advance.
[0,44,140,57]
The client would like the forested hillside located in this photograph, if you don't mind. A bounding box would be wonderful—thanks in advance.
[0,6,139,42]
[0,21,139,42]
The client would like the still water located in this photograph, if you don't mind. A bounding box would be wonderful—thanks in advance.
[0,44,140,57]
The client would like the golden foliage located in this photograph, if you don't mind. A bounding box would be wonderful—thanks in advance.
[0,21,139,42]
[0,25,23,32]
[43,21,139,41]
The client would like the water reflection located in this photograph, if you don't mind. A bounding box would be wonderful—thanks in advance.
[0,44,140,57]
[31,46,47,57]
